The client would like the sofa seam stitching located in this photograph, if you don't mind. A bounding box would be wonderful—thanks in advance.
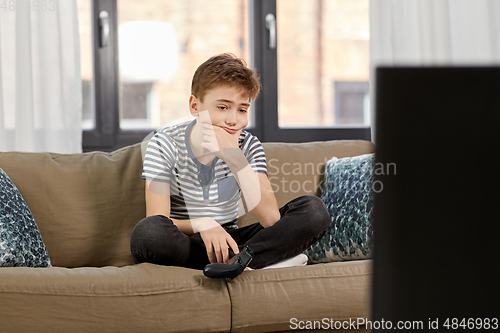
[232,317,370,330]
[228,272,371,285]
[225,278,234,333]
[0,287,220,297]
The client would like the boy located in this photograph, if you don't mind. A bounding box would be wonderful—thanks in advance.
[131,53,329,277]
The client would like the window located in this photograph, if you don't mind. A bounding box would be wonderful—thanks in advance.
[80,0,370,152]
[277,0,370,128]
[77,0,94,130]
[117,0,251,130]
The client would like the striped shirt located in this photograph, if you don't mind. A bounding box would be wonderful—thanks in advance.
[142,119,267,226]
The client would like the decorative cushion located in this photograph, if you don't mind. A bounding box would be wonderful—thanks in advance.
[0,168,51,267]
[304,153,374,263]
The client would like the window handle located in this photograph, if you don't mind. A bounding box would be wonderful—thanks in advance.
[265,13,276,49]
[98,11,109,48]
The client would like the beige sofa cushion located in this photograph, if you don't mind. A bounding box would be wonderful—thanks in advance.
[0,145,145,268]
[0,263,230,333]
[228,260,372,333]
[238,140,374,227]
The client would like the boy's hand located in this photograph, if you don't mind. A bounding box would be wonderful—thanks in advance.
[199,222,240,264]
[197,110,243,161]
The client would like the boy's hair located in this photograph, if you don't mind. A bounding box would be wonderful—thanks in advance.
[191,53,260,102]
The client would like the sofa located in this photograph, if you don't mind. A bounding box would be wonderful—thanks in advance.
[0,139,374,333]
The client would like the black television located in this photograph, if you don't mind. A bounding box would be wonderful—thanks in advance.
[371,67,500,331]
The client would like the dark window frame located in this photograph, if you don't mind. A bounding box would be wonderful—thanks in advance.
[249,0,371,142]
[83,0,151,152]
[83,0,370,152]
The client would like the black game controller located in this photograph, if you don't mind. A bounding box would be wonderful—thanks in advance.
[203,246,254,279]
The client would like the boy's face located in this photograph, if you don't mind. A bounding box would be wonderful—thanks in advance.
[189,85,250,134]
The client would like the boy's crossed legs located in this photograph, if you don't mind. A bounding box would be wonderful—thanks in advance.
[130,195,330,270]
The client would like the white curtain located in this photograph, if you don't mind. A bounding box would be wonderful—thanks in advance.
[0,1,82,153]
[369,0,500,141]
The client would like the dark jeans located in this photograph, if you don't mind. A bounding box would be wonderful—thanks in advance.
[130,195,330,269]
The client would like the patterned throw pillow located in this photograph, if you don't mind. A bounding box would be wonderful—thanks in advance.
[304,154,374,263]
[0,168,51,267]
